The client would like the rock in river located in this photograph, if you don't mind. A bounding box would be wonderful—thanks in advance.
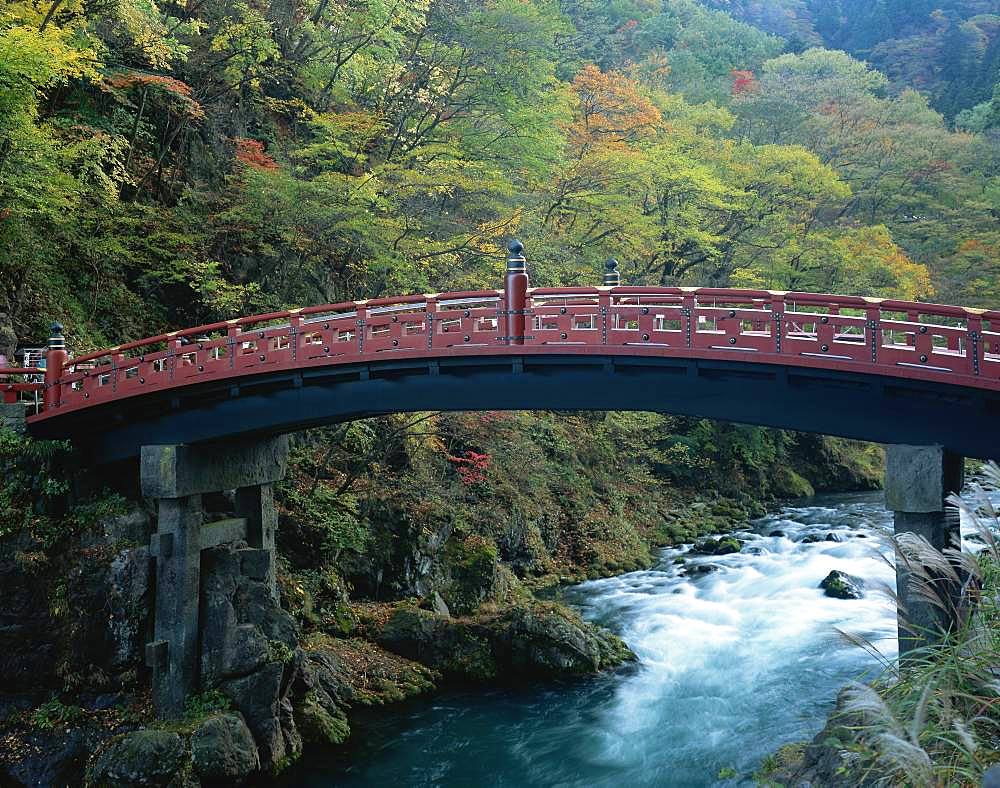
[691,536,741,556]
[819,570,865,600]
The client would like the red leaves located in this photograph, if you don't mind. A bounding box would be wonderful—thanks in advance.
[105,71,205,121]
[447,450,491,485]
[731,69,759,96]
[234,138,279,171]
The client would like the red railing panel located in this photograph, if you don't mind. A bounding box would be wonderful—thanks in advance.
[28,288,1000,420]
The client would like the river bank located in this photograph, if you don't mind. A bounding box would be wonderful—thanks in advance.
[275,490,899,786]
[0,416,883,786]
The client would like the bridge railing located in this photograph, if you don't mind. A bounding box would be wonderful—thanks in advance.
[1,368,44,412]
[28,241,1000,419]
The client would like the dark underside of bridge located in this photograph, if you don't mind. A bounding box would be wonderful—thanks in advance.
[29,355,1000,462]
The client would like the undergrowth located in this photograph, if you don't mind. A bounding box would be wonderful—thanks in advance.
[835,463,1000,786]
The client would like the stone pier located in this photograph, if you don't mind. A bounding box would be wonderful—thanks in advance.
[0,402,26,434]
[884,444,965,654]
[141,436,288,716]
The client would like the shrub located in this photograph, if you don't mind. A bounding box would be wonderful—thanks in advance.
[838,462,1000,785]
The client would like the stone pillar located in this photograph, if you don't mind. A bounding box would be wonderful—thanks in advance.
[147,494,203,715]
[141,437,288,718]
[885,444,965,654]
[235,483,278,598]
[0,402,26,434]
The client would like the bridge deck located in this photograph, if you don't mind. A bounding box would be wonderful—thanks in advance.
[18,284,1000,462]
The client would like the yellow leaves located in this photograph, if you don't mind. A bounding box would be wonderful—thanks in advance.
[0,22,96,92]
[837,226,934,301]
[569,64,663,150]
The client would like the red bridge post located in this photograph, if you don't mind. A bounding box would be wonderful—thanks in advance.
[505,239,528,345]
[43,322,67,411]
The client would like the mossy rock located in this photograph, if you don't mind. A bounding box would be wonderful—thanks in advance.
[86,730,189,787]
[772,466,816,499]
[294,692,350,746]
[378,605,497,681]
[440,535,500,615]
[191,712,260,781]
[691,536,741,556]
[819,570,865,600]
[503,602,635,676]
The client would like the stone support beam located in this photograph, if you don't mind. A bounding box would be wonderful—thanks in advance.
[148,493,203,716]
[235,484,278,598]
[140,436,288,500]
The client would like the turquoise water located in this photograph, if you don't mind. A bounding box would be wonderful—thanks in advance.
[285,491,902,787]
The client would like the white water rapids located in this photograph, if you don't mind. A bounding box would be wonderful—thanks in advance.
[286,488,997,787]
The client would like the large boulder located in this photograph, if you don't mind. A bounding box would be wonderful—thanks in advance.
[107,547,152,672]
[503,604,634,676]
[691,536,741,556]
[379,606,497,681]
[820,570,865,600]
[2,727,92,787]
[219,661,298,772]
[86,730,188,787]
[191,712,260,782]
[200,542,303,773]
[293,691,350,746]
[378,602,634,681]
[0,541,60,691]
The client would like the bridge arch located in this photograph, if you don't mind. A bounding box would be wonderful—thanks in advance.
[20,241,1000,461]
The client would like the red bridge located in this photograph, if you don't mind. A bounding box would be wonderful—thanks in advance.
[16,241,1000,461]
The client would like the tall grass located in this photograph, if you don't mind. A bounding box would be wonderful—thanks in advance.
[839,463,1000,786]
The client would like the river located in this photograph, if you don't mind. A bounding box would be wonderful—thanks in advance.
[285,490,939,786]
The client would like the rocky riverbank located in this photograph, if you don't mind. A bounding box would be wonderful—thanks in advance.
[0,416,883,786]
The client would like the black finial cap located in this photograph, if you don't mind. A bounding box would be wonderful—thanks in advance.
[507,238,526,272]
[50,322,64,336]
[603,258,621,286]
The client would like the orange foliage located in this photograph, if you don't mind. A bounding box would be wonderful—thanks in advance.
[234,138,279,171]
[105,71,204,120]
[731,69,759,96]
[570,64,662,149]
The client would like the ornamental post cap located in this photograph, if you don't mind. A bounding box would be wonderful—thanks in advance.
[603,258,621,287]
[506,238,526,273]
[50,322,64,335]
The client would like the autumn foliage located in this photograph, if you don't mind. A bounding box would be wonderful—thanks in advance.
[105,71,205,121]
[570,64,662,149]
[731,69,759,96]
[447,451,491,485]
[234,138,279,171]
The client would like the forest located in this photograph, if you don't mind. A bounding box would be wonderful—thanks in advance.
[5,0,1000,353]
[3,0,1000,786]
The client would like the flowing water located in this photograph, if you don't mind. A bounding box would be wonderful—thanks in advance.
[285,490,937,787]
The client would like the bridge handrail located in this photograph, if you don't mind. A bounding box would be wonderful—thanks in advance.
[29,278,1000,420]
[0,368,44,376]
